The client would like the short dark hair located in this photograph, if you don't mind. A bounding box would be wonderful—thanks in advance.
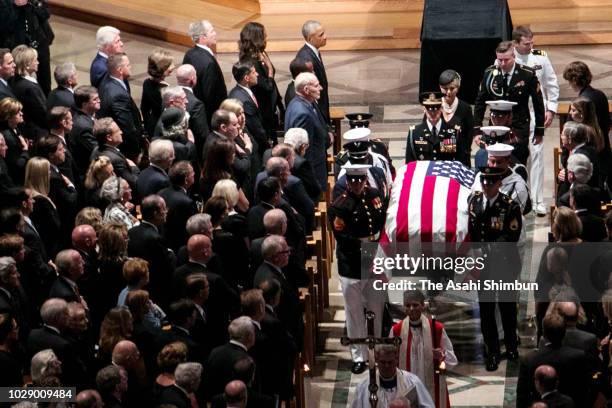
[512,25,533,42]
[495,40,514,54]
[168,299,196,326]
[211,109,232,131]
[0,313,14,343]
[203,196,227,226]
[48,106,71,129]
[563,61,592,88]
[107,52,127,74]
[0,49,11,63]
[95,365,122,394]
[258,278,281,304]
[184,274,208,299]
[74,85,98,109]
[3,187,28,209]
[168,161,192,186]
[257,176,281,202]
[403,289,425,305]
[35,134,62,159]
[232,60,254,83]
[140,195,163,221]
[570,183,594,210]
[233,356,256,384]
[289,57,310,79]
[0,208,22,235]
[542,313,566,346]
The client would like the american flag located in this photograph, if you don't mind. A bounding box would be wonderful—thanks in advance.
[383,161,476,245]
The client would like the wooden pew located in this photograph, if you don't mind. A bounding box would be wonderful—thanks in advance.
[330,106,346,155]
[299,288,315,368]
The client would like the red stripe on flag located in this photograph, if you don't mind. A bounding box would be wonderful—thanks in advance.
[420,175,436,242]
[395,162,417,242]
[445,179,461,242]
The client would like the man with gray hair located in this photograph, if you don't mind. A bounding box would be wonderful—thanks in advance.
[285,71,330,192]
[96,365,128,408]
[175,213,214,266]
[203,316,254,399]
[157,362,203,407]
[49,249,86,306]
[253,235,303,348]
[296,20,330,123]
[284,127,321,201]
[0,256,28,337]
[183,20,227,126]
[176,63,209,155]
[136,139,174,198]
[558,153,593,207]
[90,26,124,88]
[48,62,77,110]
[27,298,88,388]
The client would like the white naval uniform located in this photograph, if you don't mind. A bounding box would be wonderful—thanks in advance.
[514,48,559,210]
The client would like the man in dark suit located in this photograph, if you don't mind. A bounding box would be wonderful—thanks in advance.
[127,195,176,308]
[296,20,330,123]
[516,313,593,408]
[47,62,77,110]
[158,161,197,251]
[136,139,173,199]
[229,60,271,152]
[174,234,240,349]
[70,85,100,177]
[176,63,209,156]
[202,109,240,163]
[285,57,314,108]
[203,316,255,400]
[534,365,575,408]
[570,183,607,242]
[27,298,89,389]
[284,126,321,201]
[95,365,128,408]
[158,362,202,408]
[48,249,86,306]
[91,117,140,189]
[0,256,30,340]
[97,53,143,160]
[0,49,16,101]
[90,26,123,88]
[183,20,227,126]
[210,357,276,408]
[71,225,99,316]
[284,72,330,192]
[48,106,79,184]
[155,299,201,360]
[555,302,598,359]
[253,235,303,349]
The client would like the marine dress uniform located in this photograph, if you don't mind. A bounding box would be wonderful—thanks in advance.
[329,163,387,374]
[468,167,522,372]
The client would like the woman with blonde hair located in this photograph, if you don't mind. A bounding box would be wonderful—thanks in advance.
[0,98,29,184]
[141,49,175,136]
[83,155,114,209]
[24,157,60,257]
[100,176,138,230]
[10,45,47,140]
[75,207,103,234]
[212,178,249,245]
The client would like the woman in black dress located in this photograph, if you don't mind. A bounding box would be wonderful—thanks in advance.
[239,22,284,139]
[0,98,29,184]
[438,69,474,167]
[141,49,175,137]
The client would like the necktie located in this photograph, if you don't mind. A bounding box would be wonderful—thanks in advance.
[432,126,437,139]
[485,199,490,212]
[503,73,509,95]
[318,51,323,64]
[249,90,259,108]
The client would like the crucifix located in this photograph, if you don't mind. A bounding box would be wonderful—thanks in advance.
[341,310,402,408]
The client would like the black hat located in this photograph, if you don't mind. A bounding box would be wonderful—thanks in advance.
[346,113,373,128]
[160,107,185,129]
[419,92,443,107]
[344,141,371,160]
[479,166,505,185]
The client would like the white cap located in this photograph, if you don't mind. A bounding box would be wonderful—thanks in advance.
[343,127,371,143]
[486,143,514,157]
[486,100,517,111]
[342,163,371,178]
[480,126,510,136]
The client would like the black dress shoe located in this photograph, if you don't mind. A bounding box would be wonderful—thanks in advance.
[485,354,499,371]
[504,350,519,361]
[351,362,367,374]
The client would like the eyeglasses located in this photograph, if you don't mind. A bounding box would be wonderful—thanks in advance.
[278,248,292,255]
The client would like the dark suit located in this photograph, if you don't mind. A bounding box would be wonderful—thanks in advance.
[247,202,274,239]
[211,387,276,408]
[91,144,140,188]
[542,390,575,408]
[284,95,329,191]
[156,384,191,408]
[576,210,607,242]
[203,342,250,400]
[260,306,297,399]
[155,325,201,362]
[49,164,78,246]
[574,144,601,190]
[140,78,165,137]
[136,165,170,199]
[0,156,14,193]
[98,76,143,160]
[183,86,209,158]
[284,81,296,108]
[182,46,227,126]
[296,44,329,123]
[173,261,240,350]
[580,85,610,153]
[46,86,74,110]
[253,262,303,349]
[229,85,269,153]
[90,53,108,89]
[293,154,321,202]
[158,185,197,251]
[516,344,592,408]
[1,126,28,185]
[10,76,48,140]
[128,222,176,308]
[69,109,96,176]
[48,276,80,303]
[0,78,15,101]
[27,326,89,389]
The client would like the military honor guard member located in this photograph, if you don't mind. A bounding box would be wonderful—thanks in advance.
[513,25,559,217]
[405,92,469,163]
[333,127,392,202]
[474,41,545,143]
[328,163,387,374]
[468,167,522,371]
[345,112,395,174]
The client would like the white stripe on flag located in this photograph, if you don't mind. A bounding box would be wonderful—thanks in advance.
[431,175,450,242]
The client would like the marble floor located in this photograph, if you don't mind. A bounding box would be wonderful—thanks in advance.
[48,14,612,407]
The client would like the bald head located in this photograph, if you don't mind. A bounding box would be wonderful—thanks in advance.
[75,389,103,408]
[176,64,197,87]
[534,364,557,393]
[224,380,247,406]
[556,301,579,326]
[112,340,139,369]
[187,234,213,263]
[72,224,97,252]
[263,209,287,235]
[530,403,548,408]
